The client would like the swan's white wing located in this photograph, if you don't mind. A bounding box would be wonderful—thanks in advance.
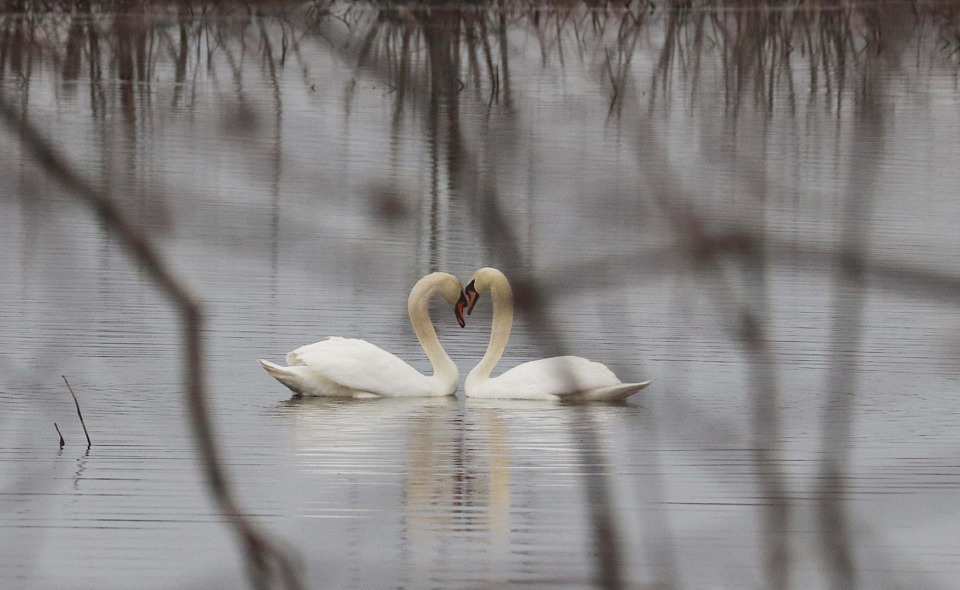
[491,356,622,398]
[287,337,428,395]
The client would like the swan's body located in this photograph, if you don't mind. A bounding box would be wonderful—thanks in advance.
[463,268,651,402]
[259,272,466,398]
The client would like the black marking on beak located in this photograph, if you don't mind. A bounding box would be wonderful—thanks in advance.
[455,290,467,328]
[465,280,479,315]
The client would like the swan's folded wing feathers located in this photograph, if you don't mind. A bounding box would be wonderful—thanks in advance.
[286,337,427,395]
[494,356,622,398]
[286,337,346,366]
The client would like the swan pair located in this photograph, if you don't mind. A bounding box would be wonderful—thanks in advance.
[259,268,650,401]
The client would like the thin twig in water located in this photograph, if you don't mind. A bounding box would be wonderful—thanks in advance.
[62,376,91,448]
[54,423,65,448]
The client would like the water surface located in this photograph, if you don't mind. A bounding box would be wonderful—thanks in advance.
[1,3,959,588]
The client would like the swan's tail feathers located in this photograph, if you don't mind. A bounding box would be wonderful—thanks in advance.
[259,359,306,396]
[285,351,308,367]
[577,380,652,402]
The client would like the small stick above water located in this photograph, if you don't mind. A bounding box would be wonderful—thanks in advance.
[62,376,91,448]
[54,422,65,448]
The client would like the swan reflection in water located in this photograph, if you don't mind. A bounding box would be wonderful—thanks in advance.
[274,396,621,586]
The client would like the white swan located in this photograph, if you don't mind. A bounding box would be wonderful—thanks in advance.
[463,267,651,402]
[259,272,467,397]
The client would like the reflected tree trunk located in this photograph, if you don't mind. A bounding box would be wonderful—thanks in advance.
[817,39,885,590]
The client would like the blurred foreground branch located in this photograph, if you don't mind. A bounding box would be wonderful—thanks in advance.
[629,118,793,589]
[0,95,303,590]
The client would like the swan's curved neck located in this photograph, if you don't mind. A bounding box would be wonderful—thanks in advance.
[466,275,513,389]
[408,284,458,390]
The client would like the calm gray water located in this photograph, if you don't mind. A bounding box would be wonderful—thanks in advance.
[1,3,959,589]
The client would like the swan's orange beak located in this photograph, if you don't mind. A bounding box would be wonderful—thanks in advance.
[455,291,467,328]
[465,280,479,315]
